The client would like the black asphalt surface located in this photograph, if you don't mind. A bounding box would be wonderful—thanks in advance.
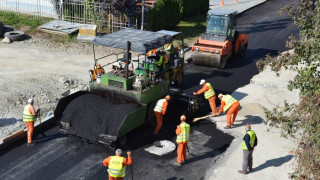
[0,0,299,179]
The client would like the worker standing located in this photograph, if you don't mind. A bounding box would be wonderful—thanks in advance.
[193,79,218,115]
[163,42,174,61]
[90,63,105,81]
[103,149,132,180]
[175,115,190,166]
[153,95,170,135]
[23,98,39,146]
[238,124,258,175]
[217,93,240,129]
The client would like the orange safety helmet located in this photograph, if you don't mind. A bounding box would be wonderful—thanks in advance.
[97,64,101,68]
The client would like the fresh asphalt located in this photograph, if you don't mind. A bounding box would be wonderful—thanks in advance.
[0,0,299,179]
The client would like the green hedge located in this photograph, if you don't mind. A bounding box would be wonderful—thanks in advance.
[178,0,209,17]
[146,0,208,31]
[145,0,180,31]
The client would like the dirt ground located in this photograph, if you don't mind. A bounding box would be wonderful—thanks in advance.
[0,34,121,141]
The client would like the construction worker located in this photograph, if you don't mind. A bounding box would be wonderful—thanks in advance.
[175,115,190,166]
[23,98,39,146]
[239,124,258,175]
[90,63,105,81]
[153,95,170,135]
[103,149,132,180]
[217,93,240,129]
[154,51,169,71]
[193,79,218,115]
[163,42,174,60]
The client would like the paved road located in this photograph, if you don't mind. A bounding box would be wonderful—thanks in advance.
[0,0,299,179]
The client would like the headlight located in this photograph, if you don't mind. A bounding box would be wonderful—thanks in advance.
[214,50,219,53]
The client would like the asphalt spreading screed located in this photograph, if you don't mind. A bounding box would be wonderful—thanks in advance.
[59,93,140,142]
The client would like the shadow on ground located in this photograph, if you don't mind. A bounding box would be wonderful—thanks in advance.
[254,155,293,172]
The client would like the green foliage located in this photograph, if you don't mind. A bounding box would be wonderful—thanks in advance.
[0,11,53,33]
[177,0,209,17]
[145,0,180,31]
[257,1,320,179]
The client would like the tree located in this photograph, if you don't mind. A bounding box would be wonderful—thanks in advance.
[256,0,320,179]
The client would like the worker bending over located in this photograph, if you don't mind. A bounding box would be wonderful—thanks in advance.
[103,149,132,180]
[153,95,170,135]
[193,79,218,114]
[175,115,190,166]
[23,98,40,146]
[217,93,240,129]
[90,63,105,81]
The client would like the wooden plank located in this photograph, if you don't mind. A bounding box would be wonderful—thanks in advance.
[2,129,25,143]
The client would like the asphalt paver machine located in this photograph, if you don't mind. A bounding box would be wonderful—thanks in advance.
[54,29,202,147]
[192,9,249,68]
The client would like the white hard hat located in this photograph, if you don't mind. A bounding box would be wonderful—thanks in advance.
[27,98,34,104]
[199,79,206,85]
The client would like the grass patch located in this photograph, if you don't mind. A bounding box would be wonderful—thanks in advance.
[173,14,207,46]
[0,11,53,34]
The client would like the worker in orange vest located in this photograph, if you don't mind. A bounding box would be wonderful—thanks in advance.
[103,149,132,180]
[175,115,190,166]
[23,98,40,146]
[153,95,170,135]
[90,63,105,81]
[217,93,240,129]
[193,79,218,115]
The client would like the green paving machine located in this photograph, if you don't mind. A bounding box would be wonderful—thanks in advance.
[55,29,202,146]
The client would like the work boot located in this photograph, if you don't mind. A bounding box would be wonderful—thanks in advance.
[223,125,232,129]
[231,123,235,127]
[238,170,247,175]
[27,142,35,147]
[173,162,181,167]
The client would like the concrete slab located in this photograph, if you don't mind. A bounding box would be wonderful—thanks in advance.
[204,66,299,179]
[210,0,267,13]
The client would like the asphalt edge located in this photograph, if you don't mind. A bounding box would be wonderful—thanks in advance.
[0,115,56,154]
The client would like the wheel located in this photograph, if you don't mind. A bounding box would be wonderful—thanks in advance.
[219,55,227,69]
[0,22,4,37]
[4,31,26,41]
[239,44,248,57]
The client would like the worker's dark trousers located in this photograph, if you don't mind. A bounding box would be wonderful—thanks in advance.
[242,149,253,173]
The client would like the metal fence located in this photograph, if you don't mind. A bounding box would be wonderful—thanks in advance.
[0,0,59,18]
[0,0,139,31]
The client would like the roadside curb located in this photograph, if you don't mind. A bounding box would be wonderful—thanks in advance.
[0,115,56,154]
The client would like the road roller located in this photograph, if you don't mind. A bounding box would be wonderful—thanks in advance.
[192,9,249,68]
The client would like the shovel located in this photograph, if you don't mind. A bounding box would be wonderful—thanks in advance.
[36,99,47,137]
[193,113,218,123]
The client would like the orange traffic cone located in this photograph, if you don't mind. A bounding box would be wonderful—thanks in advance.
[235,0,238,3]
[221,0,224,5]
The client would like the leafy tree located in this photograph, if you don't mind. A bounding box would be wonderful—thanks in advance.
[256,0,320,179]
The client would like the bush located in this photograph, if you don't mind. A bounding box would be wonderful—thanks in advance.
[177,0,209,17]
[145,0,180,31]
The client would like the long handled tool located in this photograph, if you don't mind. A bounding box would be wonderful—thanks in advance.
[193,113,218,123]
[130,164,134,180]
[36,99,46,137]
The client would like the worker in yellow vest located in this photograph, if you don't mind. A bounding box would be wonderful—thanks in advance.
[217,93,240,129]
[193,79,218,115]
[163,42,174,61]
[23,98,40,146]
[153,95,170,135]
[103,149,132,180]
[238,124,258,175]
[175,115,190,166]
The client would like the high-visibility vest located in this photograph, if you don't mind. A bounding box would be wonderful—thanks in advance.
[204,83,215,99]
[176,123,190,143]
[222,94,238,112]
[154,99,166,113]
[241,130,256,150]
[108,156,126,178]
[164,43,174,54]
[23,105,36,122]
[154,55,163,66]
